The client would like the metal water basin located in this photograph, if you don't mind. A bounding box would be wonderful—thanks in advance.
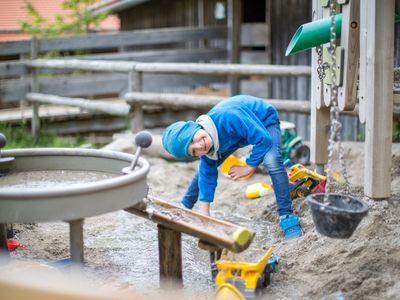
[0,148,150,223]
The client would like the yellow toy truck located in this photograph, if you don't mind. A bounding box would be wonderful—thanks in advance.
[288,164,326,199]
[214,247,279,299]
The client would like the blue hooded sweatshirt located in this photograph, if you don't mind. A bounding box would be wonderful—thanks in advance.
[198,95,279,202]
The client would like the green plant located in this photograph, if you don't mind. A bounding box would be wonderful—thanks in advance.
[19,0,109,38]
[0,123,87,149]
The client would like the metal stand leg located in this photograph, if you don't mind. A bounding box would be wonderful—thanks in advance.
[0,223,10,263]
[210,249,222,281]
[69,219,84,264]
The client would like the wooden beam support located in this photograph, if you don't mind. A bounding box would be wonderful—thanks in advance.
[362,0,394,199]
[157,225,183,289]
[310,0,330,168]
[338,0,360,111]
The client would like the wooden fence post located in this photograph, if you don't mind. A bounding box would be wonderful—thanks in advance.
[157,225,183,289]
[128,69,144,133]
[30,37,40,141]
[227,0,241,96]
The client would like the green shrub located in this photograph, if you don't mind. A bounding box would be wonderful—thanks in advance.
[0,123,87,149]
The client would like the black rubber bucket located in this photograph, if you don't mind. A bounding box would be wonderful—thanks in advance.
[306,193,369,239]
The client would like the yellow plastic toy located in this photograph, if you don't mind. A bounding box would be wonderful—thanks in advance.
[245,182,272,199]
[288,164,326,199]
[215,247,277,299]
[220,155,253,180]
[214,283,246,300]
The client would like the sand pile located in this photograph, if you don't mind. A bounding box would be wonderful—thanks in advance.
[7,142,400,299]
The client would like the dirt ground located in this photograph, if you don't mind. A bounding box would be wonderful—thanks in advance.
[4,141,400,300]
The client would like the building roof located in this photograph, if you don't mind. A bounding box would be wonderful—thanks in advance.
[0,0,120,42]
[89,0,150,14]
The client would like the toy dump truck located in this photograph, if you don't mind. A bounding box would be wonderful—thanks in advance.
[214,247,279,299]
[288,164,326,199]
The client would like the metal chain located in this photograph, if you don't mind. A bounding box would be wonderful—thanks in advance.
[316,45,329,82]
[325,0,351,196]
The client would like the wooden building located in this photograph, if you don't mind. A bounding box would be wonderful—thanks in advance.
[91,0,314,138]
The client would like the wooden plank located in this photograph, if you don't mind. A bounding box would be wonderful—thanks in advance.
[26,93,130,116]
[26,59,311,76]
[338,0,360,111]
[27,59,135,73]
[0,61,28,77]
[75,48,228,62]
[0,26,227,56]
[125,92,311,113]
[125,196,254,253]
[0,73,225,103]
[0,105,89,123]
[41,117,127,135]
[135,62,311,76]
[241,51,268,64]
[0,74,126,103]
[0,49,227,78]
[0,40,30,57]
[358,0,367,123]
[363,0,394,199]
[241,23,268,47]
[241,80,269,97]
[39,26,227,52]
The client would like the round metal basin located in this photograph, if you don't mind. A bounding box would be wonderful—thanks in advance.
[0,148,150,223]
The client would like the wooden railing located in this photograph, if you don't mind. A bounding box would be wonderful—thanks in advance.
[25,59,312,138]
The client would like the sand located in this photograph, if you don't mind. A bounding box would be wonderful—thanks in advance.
[6,142,400,300]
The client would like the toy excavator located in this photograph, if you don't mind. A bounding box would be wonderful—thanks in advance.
[288,163,326,199]
[214,247,279,299]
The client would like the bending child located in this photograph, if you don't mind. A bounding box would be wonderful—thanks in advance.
[162,95,301,239]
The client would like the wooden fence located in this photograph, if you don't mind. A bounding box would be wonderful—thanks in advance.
[0,26,229,106]
[23,59,312,138]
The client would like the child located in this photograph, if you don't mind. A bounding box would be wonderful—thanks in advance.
[162,95,301,239]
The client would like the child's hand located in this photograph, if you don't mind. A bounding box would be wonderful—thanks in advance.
[228,165,256,180]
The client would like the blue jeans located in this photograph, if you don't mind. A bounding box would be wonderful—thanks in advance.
[181,123,293,217]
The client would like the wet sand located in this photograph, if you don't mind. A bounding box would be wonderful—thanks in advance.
[7,142,400,299]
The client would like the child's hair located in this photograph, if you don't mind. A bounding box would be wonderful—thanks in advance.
[162,121,201,159]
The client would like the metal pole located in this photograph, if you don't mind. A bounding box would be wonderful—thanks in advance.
[0,224,10,260]
[69,219,84,264]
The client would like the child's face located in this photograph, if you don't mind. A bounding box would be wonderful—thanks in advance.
[188,129,213,157]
